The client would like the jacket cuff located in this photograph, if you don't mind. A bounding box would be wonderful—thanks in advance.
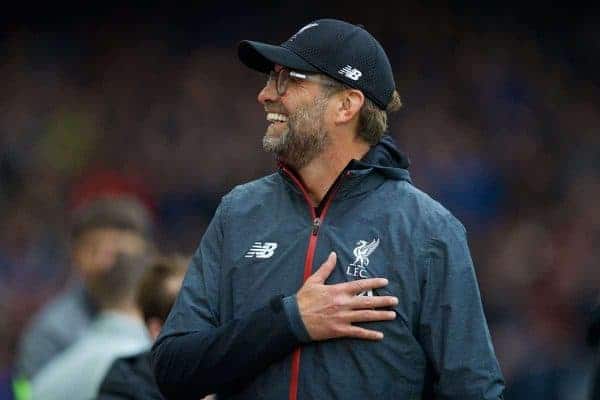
[281,295,312,343]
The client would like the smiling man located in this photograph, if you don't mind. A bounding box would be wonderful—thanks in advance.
[152,19,505,400]
[261,66,337,170]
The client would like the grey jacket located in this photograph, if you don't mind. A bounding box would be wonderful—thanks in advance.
[31,312,150,400]
[16,282,97,379]
[153,136,505,400]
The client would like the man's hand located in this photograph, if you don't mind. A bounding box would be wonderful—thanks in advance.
[296,252,398,341]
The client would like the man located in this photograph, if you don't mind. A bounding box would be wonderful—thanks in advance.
[97,254,215,400]
[153,19,505,399]
[16,196,152,380]
[31,253,152,400]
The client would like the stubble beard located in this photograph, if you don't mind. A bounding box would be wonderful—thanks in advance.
[262,95,330,170]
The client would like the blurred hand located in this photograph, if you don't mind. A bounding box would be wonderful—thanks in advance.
[296,252,398,341]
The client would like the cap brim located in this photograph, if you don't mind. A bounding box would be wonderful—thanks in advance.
[238,40,318,73]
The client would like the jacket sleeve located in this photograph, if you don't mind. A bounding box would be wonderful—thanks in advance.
[417,216,505,399]
[151,196,303,400]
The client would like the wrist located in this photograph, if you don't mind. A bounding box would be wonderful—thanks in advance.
[281,295,312,343]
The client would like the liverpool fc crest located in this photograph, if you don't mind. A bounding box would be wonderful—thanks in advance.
[346,237,380,278]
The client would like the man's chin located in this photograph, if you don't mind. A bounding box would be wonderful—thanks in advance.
[266,122,288,138]
[262,129,288,154]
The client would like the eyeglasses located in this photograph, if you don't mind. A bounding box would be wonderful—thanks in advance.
[266,68,336,96]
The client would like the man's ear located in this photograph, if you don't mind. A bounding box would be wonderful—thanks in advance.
[334,89,364,124]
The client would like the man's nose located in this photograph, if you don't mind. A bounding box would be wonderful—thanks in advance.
[257,80,279,105]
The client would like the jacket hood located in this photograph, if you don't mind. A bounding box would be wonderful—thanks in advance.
[351,134,411,182]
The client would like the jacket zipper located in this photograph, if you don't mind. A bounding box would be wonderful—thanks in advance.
[281,166,344,400]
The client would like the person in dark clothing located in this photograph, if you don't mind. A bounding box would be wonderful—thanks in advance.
[97,351,162,400]
[153,18,504,400]
[97,255,213,400]
[588,305,600,400]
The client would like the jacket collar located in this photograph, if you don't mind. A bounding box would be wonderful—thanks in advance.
[278,134,411,201]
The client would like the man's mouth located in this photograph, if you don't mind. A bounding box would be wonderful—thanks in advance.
[266,112,289,123]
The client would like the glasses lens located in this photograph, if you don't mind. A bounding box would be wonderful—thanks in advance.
[276,69,290,95]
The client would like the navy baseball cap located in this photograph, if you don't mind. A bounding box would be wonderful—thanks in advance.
[238,19,396,110]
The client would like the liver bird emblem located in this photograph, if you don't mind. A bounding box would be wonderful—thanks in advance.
[351,238,380,268]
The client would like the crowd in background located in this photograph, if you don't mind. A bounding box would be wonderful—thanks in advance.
[1,3,599,399]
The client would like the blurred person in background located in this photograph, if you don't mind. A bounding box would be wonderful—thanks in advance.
[30,252,152,400]
[97,253,216,400]
[15,196,153,381]
[152,19,504,399]
[588,303,600,399]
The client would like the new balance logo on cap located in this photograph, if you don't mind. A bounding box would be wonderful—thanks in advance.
[338,65,362,81]
[245,242,278,258]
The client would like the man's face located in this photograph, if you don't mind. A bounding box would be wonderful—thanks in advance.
[258,65,332,170]
[72,227,148,284]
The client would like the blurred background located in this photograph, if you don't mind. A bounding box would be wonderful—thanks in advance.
[1,1,599,399]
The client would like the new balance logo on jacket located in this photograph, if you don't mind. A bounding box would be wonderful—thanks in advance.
[245,242,278,258]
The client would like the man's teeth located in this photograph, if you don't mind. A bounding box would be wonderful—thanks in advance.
[266,113,288,123]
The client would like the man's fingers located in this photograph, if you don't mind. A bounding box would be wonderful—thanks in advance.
[307,252,337,283]
[347,295,398,309]
[340,325,384,341]
[340,310,397,323]
[337,277,389,294]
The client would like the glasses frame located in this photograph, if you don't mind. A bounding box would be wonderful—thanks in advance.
[267,68,336,96]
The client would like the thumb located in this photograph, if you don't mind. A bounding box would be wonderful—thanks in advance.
[307,252,337,284]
